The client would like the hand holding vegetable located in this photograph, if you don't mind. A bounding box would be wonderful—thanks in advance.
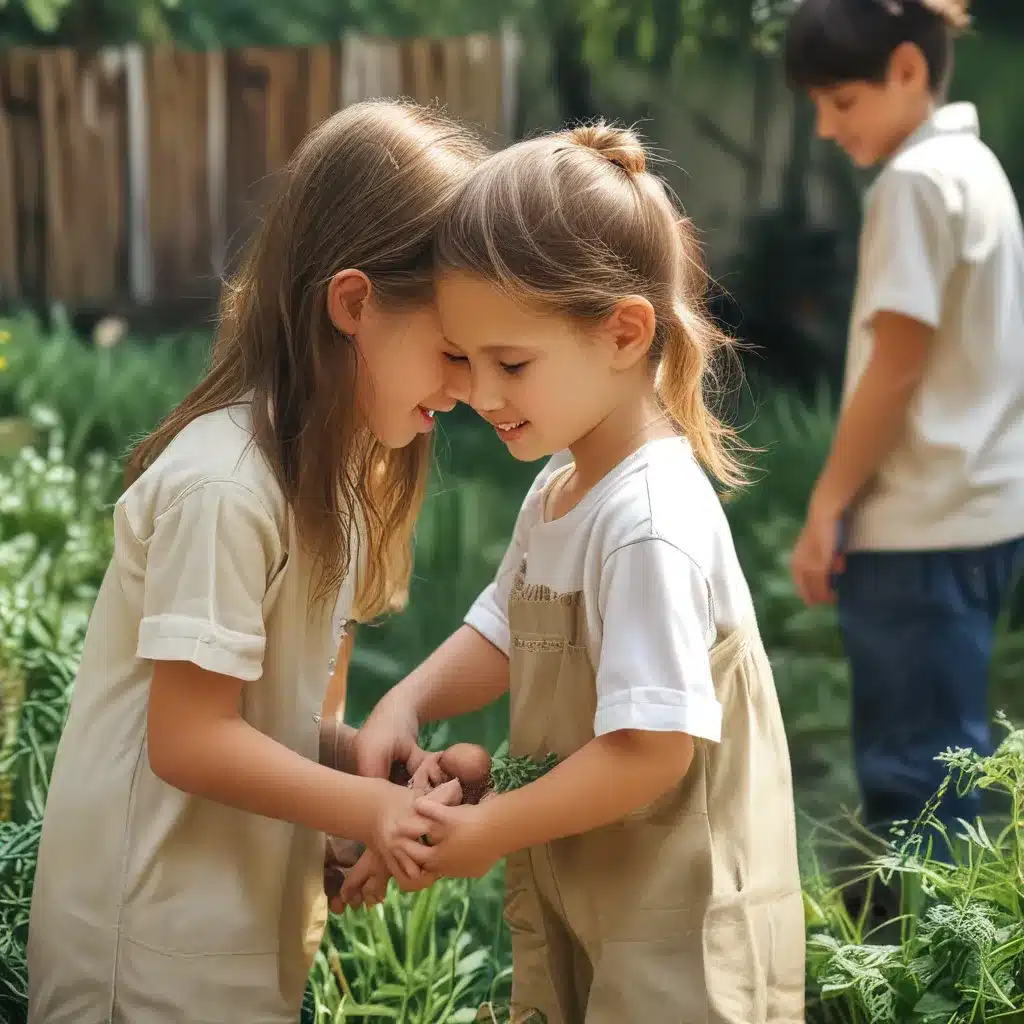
[338,762,466,906]
[334,742,558,906]
[352,692,428,782]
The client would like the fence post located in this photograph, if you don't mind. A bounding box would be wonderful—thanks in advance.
[124,44,153,304]
[500,20,520,143]
[207,49,227,280]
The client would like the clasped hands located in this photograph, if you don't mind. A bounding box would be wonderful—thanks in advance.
[328,740,504,913]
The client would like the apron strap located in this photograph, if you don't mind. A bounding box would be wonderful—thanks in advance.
[709,618,756,676]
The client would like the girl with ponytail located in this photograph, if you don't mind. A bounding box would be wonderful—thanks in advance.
[353,122,805,1022]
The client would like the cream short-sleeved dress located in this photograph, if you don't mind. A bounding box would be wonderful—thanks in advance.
[27,402,353,1023]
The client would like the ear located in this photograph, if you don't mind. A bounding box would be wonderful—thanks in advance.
[327,270,372,336]
[889,41,930,92]
[602,296,656,370]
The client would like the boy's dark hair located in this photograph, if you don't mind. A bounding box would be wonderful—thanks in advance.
[784,0,970,94]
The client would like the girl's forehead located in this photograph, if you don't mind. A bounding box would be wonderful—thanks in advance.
[438,275,531,322]
[437,272,581,351]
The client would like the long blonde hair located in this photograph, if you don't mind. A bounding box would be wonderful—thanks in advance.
[127,100,488,618]
[435,121,745,488]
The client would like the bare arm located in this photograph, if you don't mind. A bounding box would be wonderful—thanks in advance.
[148,659,394,846]
[402,624,510,723]
[408,729,695,878]
[354,624,509,779]
[811,312,932,517]
[482,730,692,853]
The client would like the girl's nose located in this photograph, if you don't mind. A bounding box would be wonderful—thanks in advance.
[443,361,471,404]
[467,374,504,414]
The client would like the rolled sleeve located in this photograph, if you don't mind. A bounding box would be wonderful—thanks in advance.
[861,168,958,330]
[132,481,283,681]
[594,540,722,742]
[465,580,512,657]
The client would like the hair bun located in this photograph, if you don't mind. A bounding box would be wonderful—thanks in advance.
[569,122,646,175]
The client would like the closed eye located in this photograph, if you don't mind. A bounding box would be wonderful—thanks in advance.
[443,352,469,364]
[500,362,528,375]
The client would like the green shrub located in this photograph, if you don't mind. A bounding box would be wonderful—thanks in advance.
[804,714,1024,1023]
[0,311,210,467]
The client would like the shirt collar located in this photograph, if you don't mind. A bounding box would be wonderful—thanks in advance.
[891,101,979,162]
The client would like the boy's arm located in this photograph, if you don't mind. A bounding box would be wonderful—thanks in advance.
[792,312,933,605]
[811,311,933,515]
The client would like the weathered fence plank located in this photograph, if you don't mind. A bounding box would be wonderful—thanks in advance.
[0,31,517,310]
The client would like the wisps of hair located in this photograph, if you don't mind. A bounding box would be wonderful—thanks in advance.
[436,119,749,490]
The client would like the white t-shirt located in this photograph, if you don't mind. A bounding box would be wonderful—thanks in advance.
[843,101,1024,552]
[465,437,756,744]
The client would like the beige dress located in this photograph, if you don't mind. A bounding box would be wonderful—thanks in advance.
[27,404,351,1023]
[502,561,806,1023]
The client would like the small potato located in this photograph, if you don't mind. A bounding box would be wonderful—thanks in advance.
[438,743,492,788]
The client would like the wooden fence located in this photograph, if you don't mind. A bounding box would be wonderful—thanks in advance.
[0,28,520,310]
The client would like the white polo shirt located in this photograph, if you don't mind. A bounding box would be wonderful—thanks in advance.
[843,102,1024,552]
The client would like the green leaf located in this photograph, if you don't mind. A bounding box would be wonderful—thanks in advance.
[913,990,960,1015]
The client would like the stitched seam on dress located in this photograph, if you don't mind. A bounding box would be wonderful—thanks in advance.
[117,933,279,957]
[509,568,582,607]
[153,477,279,529]
[511,637,565,652]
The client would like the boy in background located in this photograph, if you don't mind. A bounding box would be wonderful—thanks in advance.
[785,0,1024,851]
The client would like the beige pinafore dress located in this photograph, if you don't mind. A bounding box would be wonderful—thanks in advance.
[500,559,806,1023]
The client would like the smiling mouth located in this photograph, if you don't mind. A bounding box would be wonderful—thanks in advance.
[495,420,526,433]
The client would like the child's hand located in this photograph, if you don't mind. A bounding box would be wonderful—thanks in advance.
[354,694,429,781]
[323,836,361,905]
[408,750,447,792]
[406,797,504,879]
[335,847,389,910]
[791,499,845,606]
[372,777,462,887]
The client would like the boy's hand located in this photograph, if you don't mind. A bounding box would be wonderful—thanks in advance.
[400,798,503,880]
[791,497,845,606]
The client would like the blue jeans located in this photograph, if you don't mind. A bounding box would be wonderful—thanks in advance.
[836,537,1023,844]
